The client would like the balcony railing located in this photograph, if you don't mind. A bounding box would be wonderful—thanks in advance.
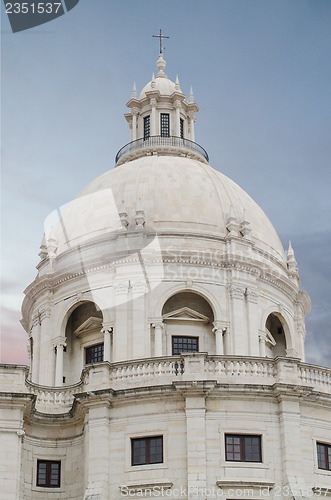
[2,356,330,414]
[115,135,209,165]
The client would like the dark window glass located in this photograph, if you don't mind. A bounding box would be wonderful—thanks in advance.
[144,115,150,140]
[225,435,262,463]
[180,118,184,139]
[37,460,61,488]
[317,442,331,470]
[172,336,199,355]
[131,436,163,465]
[85,343,104,364]
[160,113,170,137]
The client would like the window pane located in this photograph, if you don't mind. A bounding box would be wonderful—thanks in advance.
[150,437,163,463]
[86,343,104,364]
[160,114,170,137]
[132,437,163,466]
[180,118,184,139]
[172,336,199,355]
[37,460,60,487]
[317,443,327,470]
[144,116,150,140]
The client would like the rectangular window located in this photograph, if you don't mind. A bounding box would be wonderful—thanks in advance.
[172,336,199,355]
[225,435,262,462]
[37,460,61,488]
[317,442,331,470]
[180,118,184,139]
[144,115,150,140]
[160,113,170,137]
[131,436,163,466]
[85,343,104,364]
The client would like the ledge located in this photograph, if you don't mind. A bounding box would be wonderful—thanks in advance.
[120,482,173,493]
[216,480,275,489]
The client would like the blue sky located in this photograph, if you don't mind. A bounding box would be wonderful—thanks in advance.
[1,0,331,366]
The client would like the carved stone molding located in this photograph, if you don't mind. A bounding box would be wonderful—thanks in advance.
[245,287,259,304]
[229,284,245,300]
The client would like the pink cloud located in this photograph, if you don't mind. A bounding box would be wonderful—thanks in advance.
[1,307,29,365]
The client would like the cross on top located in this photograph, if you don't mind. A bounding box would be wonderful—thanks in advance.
[152,28,169,55]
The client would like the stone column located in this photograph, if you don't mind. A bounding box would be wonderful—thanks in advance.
[102,323,113,362]
[258,332,266,357]
[229,284,247,355]
[245,288,259,356]
[174,100,181,137]
[53,336,67,386]
[39,304,54,386]
[212,321,225,355]
[150,98,157,136]
[277,396,306,496]
[188,112,195,142]
[114,281,129,361]
[185,394,207,499]
[152,320,164,357]
[84,401,111,500]
[132,108,138,141]
[31,312,41,383]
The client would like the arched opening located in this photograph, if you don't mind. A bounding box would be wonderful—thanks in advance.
[64,301,103,384]
[161,292,214,356]
[265,313,287,358]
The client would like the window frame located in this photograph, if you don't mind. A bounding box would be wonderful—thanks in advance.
[144,115,150,140]
[131,436,163,466]
[36,459,61,488]
[172,335,199,355]
[85,342,104,364]
[180,118,184,139]
[317,442,331,471]
[160,113,170,137]
[225,434,262,463]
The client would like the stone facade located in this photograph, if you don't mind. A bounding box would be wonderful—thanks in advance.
[1,54,330,500]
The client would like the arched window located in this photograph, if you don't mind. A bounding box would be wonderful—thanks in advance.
[161,292,214,356]
[265,313,287,358]
[64,302,103,384]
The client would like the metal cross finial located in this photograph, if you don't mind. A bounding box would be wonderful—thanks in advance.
[152,28,169,55]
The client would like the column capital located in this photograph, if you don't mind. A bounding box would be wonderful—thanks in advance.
[131,107,139,116]
[150,97,157,107]
[151,319,164,329]
[212,321,229,333]
[52,336,67,348]
[174,99,182,109]
[101,322,113,334]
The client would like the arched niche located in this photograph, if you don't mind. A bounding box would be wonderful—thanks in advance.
[265,313,287,358]
[64,301,103,384]
[161,291,215,356]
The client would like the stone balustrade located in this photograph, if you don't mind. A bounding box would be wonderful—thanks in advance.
[1,356,330,414]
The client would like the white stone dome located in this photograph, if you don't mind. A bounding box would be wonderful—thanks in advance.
[54,156,286,266]
[139,77,176,99]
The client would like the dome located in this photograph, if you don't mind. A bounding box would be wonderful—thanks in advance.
[139,77,176,99]
[53,156,286,266]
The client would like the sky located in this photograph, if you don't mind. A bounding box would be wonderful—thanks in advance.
[1,0,331,367]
